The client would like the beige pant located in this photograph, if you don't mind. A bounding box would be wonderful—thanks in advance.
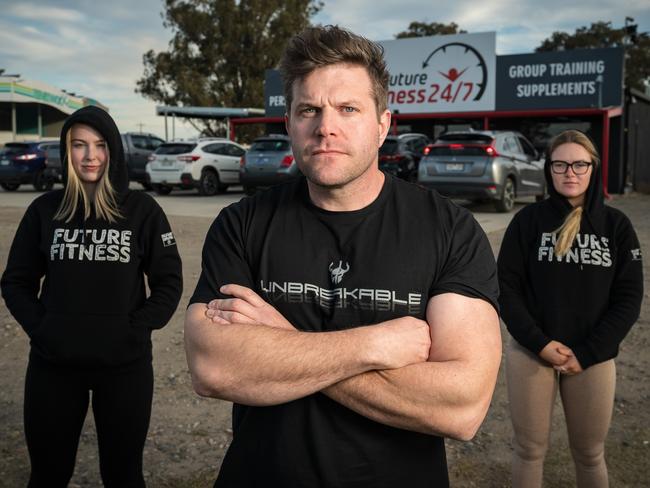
[506,339,616,488]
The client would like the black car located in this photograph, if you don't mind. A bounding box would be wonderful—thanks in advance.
[38,141,63,184]
[379,133,431,181]
[122,132,166,190]
[0,141,53,191]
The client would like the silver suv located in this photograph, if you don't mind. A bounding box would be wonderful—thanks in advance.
[417,130,546,212]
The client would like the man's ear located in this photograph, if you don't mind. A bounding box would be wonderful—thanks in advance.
[378,109,391,146]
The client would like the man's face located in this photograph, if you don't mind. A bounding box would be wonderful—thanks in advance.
[285,63,390,189]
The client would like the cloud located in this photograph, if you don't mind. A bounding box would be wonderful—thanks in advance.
[2,0,648,140]
[315,0,650,54]
[7,3,85,23]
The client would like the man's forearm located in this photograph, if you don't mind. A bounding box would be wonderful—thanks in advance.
[184,304,429,406]
[323,358,495,440]
[324,294,501,440]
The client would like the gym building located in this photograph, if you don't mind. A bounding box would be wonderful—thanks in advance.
[239,32,650,194]
[0,75,106,144]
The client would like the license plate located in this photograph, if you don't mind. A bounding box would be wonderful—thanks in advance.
[162,159,173,166]
[1,158,9,166]
[256,157,269,164]
[445,163,464,171]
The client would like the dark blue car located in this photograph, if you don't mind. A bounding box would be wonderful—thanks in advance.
[0,142,54,191]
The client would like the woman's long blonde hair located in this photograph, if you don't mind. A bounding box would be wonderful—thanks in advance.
[549,130,600,257]
[54,126,123,223]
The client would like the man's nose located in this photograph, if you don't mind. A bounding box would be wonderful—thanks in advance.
[315,108,337,137]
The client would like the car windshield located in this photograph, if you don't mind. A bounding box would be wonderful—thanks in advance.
[155,143,196,155]
[250,140,290,152]
[437,134,493,143]
[429,134,495,156]
[428,145,490,156]
[379,140,398,155]
[1,143,29,155]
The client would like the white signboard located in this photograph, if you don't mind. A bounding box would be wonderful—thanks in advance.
[379,32,496,113]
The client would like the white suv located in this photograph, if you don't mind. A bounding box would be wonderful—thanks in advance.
[146,138,246,195]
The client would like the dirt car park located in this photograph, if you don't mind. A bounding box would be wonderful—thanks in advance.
[0,186,648,487]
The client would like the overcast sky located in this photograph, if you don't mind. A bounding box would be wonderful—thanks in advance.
[2,0,648,139]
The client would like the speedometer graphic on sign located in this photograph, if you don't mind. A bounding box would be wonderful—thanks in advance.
[422,42,488,103]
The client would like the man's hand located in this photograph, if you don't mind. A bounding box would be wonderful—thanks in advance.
[206,284,294,330]
[206,284,431,370]
[539,340,573,366]
[367,316,431,369]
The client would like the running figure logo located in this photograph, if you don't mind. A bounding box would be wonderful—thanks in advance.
[329,261,350,284]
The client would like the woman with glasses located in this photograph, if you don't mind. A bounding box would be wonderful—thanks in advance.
[497,129,643,487]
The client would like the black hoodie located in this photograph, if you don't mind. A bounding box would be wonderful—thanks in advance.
[497,152,643,369]
[1,106,183,367]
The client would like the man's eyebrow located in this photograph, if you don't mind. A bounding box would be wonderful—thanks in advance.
[337,99,362,106]
[294,99,363,108]
[293,101,319,110]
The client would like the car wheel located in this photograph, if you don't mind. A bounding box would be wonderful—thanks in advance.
[494,177,515,213]
[199,169,220,196]
[0,182,20,191]
[33,171,54,192]
[535,183,547,202]
[154,184,173,195]
[141,182,154,191]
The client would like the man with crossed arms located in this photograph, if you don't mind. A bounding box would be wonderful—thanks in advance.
[185,25,501,488]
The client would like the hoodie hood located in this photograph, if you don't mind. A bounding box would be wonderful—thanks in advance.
[544,145,606,232]
[59,106,129,200]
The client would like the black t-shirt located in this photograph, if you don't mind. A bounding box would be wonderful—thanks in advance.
[190,174,498,488]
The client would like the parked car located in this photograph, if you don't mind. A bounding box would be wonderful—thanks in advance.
[38,141,62,184]
[0,141,53,191]
[379,133,431,181]
[240,134,300,195]
[418,130,546,212]
[122,133,166,190]
[146,138,246,196]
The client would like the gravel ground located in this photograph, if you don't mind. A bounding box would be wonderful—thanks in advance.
[0,192,648,487]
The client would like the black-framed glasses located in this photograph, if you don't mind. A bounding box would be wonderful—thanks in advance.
[550,160,593,175]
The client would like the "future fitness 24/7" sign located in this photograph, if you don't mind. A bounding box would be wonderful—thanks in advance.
[379,32,496,114]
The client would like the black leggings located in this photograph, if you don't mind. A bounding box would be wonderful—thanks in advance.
[24,355,153,488]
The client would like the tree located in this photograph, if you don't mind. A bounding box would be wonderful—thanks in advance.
[536,21,650,92]
[395,21,466,39]
[136,0,322,137]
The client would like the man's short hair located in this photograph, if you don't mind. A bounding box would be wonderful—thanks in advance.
[280,25,389,117]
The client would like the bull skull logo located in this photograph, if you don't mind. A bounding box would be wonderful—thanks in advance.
[329,260,350,285]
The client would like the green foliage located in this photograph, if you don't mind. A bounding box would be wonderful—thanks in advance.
[536,21,650,92]
[395,21,466,39]
[136,0,322,137]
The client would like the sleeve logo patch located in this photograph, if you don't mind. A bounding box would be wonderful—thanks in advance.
[161,232,177,247]
[631,248,642,261]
